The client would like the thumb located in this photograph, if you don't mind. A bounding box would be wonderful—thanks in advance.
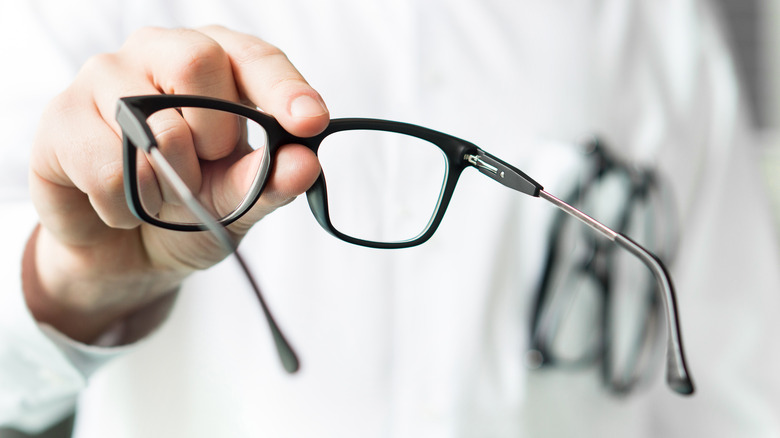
[224,143,321,233]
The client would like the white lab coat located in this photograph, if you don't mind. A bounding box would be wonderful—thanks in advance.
[1,0,779,436]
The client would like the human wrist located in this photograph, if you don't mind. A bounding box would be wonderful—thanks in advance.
[23,224,187,343]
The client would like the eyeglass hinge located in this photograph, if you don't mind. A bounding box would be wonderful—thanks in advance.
[465,154,502,177]
[465,152,543,197]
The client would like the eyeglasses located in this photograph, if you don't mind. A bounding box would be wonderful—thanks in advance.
[526,138,678,395]
[115,94,694,395]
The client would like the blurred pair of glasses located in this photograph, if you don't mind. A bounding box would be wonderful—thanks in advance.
[526,138,679,395]
[115,94,694,395]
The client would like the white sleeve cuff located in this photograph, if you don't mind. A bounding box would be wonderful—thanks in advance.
[0,200,177,432]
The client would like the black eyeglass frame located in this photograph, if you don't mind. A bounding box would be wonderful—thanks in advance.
[116,94,510,249]
[116,94,694,396]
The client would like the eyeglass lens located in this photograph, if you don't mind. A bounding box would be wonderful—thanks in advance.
[135,107,271,227]
[317,129,448,243]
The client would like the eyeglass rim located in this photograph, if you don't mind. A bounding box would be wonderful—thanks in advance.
[116,94,480,246]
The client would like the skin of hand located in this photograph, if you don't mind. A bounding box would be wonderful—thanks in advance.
[22,26,329,343]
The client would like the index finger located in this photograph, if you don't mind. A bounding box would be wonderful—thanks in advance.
[198,25,330,138]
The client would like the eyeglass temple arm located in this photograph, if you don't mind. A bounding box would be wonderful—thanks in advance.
[147,148,300,374]
[466,150,694,395]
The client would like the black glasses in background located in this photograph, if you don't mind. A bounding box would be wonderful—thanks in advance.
[115,94,694,395]
[526,138,679,395]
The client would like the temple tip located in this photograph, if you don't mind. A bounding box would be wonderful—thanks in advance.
[278,344,301,374]
[668,373,695,396]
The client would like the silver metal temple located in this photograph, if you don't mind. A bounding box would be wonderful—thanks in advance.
[539,189,618,241]
[148,147,237,253]
[538,187,693,395]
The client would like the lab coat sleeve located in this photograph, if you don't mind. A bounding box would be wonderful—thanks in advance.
[0,3,166,432]
[0,200,177,434]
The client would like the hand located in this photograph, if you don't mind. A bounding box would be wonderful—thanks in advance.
[24,26,328,343]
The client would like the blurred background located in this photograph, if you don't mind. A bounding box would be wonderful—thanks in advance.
[714,0,780,236]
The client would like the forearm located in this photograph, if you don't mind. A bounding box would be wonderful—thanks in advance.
[23,225,187,344]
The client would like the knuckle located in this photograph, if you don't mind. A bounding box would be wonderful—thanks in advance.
[150,117,193,152]
[98,161,126,198]
[78,52,121,79]
[127,26,165,44]
[97,211,125,229]
[232,39,285,68]
[75,53,122,92]
[198,24,229,34]
[98,209,135,230]
[43,91,78,122]
[92,162,136,229]
[126,26,232,88]
[269,74,309,95]
[170,38,230,84]
[89,160,125,207]
[39,89,90,138]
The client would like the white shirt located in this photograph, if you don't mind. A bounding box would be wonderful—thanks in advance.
[1,0,779,436]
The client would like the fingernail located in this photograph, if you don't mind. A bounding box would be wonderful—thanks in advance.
[290,94,328,118]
